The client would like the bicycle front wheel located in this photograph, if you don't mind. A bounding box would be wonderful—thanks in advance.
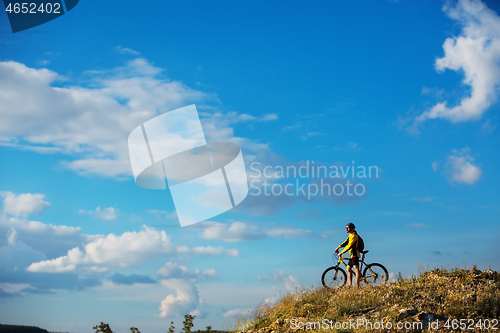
[362,263,389,286]
[321,266,347,289]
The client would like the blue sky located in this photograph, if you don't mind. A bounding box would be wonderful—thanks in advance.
[1,0,500,331]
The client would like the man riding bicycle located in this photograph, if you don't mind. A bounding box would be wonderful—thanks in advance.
[335,222,360,287]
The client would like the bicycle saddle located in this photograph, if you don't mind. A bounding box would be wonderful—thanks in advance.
[362,250,369,254]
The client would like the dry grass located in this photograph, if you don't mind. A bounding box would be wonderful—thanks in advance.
[235,267,500,333]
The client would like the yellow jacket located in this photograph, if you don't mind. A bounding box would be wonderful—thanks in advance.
[339,232,360,258]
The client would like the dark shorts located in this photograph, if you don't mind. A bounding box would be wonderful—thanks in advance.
[347,257,359,267]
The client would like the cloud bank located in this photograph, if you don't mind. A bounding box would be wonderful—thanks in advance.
[199,221,314,242]
[445,147,482,184]
[414,0,500,127]
[1,192,51,217]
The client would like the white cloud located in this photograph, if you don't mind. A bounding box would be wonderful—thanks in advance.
[26,225,236,273]
[7,227,17,246]
[94,207,117,221]
[200,222,264,242]
[415,0,500,126]
[146,210,178,220]
[256,269,302,306]
[259,114,278,121]
[115,46,141,56]
[1,192,50,217]
[190,246,239,257]
[156,262,217,280]
[269,269,302,292]
[79,206,117,221]
[158,278,200,318]
[26,226,180,272]
[64,159,132,178]
[443,147,482,184]
[0,196,233,296]
[421,86,445,97]
[0,228,47,272]
[199,111,278,126]
[481,119,497,134]
[0,59,274,180]
[222,307,253,318]
[0,59,210,178]
[0,214,84,259]
[199,221,313,242]
[0,283,31,293]
[265,227,313,239]
[197,112,271,166]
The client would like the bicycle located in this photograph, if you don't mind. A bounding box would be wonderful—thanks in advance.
[321,249,388,289]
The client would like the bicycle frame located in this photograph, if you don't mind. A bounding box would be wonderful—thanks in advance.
[334,252,375,282]
[322,250,388,288]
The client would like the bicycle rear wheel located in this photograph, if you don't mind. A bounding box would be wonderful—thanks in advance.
[321,266,347,289]
[362,263,388,286]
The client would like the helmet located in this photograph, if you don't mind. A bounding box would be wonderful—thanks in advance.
[346,222,355,230]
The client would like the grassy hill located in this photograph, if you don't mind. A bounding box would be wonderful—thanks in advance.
[235,267,500,332]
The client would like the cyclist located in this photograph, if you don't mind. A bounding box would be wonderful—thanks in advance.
[335,222,360,287]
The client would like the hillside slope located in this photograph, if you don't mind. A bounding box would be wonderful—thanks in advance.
[237,267,500,332]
